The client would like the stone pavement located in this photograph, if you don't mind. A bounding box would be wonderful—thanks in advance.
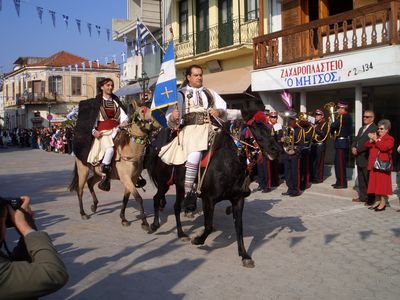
[1,147,400,300]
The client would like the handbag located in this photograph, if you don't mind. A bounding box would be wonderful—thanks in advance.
[373,151,392,172]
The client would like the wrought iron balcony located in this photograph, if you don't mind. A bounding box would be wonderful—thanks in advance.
[253,0,400,69]
[174,18,259,60]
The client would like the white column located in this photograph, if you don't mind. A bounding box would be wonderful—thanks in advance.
[354,85,363,182]
[300,91,306,112]
[355,85,363,135]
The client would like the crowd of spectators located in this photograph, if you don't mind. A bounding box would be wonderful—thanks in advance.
[0,126,74,154]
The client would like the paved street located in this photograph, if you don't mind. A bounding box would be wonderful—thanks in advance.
[1,147,400,300]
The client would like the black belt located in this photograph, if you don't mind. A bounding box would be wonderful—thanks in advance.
[183,112,209,126]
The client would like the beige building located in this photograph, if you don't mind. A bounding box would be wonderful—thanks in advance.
[3,51,120,129]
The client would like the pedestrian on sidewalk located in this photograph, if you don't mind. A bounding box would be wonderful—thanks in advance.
[365,119,394,211]
[351,110,377,205]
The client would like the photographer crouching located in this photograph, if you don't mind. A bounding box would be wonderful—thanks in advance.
[0,196,69,299]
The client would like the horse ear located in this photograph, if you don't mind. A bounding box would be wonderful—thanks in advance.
[131,99,139,111]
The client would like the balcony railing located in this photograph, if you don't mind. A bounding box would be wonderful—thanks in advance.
[253,0,400,69]
[19,92,58,104]
[174,18,259,60]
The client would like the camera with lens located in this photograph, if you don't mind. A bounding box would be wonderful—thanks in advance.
[0,196,23,228]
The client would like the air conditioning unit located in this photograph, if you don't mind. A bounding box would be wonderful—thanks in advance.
[122,56,141,81]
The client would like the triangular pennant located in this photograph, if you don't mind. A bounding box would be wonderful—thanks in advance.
[106,29,111,41]
[13,0,21,17]
[49,10,56,28]
[36,7,43,24]
[63,15,69,29]
[95,25,101,38]
[76,19,81,34]
[87,23,92,37]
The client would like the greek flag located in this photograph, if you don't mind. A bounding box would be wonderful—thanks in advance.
[134,19,150,53]
[151,42,177,127]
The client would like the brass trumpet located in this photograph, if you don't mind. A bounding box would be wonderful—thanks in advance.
[279,110,297,153]
[324,102,338,123]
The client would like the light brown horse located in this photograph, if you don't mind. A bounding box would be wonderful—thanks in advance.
[68,102,159,230]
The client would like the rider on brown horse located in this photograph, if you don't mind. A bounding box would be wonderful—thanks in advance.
[73,78,128,191]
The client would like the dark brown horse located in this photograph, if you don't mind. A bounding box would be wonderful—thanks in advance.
[69,102,159,230]
[145,104,280,267]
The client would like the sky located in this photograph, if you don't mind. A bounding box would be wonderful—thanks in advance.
[0,0,127,73]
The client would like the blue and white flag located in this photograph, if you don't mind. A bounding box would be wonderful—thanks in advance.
[151,42,177,127]
[135,19,150,55]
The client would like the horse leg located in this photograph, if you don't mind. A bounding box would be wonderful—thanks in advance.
[119,174,150,231]
[120,188,131,227]
[76,162,90,220]
[87,175,101,213]
[191,197,214,245]
[174,170,190,241]
[231,197,254,268]
[150,187,168,233]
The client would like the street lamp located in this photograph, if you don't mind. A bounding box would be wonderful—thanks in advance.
[47,102,52,128]
[137,71,150,104]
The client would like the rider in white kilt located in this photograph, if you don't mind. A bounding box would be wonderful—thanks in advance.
[159,65,227,210]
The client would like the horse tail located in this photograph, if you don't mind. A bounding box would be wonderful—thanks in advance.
[68,162,79,192]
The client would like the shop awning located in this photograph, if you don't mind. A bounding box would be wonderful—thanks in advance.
[202,67,252,95]
[114,77,158,97]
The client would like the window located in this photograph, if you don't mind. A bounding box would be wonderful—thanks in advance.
[245,0,258,21]
[71,76,82,96]
[48,75,63,94]
[179,0,188,42]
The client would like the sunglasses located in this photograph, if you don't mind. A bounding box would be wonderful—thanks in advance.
[363,116,373,118]
[270,116,277,118]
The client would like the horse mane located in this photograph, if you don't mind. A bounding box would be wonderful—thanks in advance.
[113,129,130,149]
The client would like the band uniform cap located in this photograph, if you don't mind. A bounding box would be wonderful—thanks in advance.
[337,101,348,108]
[315,109,324,117]
[269,111,278,117]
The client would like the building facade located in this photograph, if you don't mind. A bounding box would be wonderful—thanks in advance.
[3,51,120,129]
[252,0,400,167]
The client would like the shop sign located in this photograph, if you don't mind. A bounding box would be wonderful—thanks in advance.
[252,46,400,91]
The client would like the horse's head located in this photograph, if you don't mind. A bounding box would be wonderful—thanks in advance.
[130,101,161,137]
[242,107,281,160]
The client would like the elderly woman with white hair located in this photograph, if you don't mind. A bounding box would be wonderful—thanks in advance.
[364,119,395,211]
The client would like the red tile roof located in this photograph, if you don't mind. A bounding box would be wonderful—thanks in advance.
[28,51,117,69]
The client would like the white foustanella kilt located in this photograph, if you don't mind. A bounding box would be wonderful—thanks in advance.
[87,129,114,165]
[159,124,211,165]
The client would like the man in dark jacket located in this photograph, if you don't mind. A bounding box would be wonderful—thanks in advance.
[351,110,378,205]
[331,102,353,189]
[0,196,69,299]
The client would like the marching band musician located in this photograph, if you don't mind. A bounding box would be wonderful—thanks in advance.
[297,116,315,191]
[269,111,283,187]
[281,114,302,197]
[311,109,330,183]
[330,102,353,189]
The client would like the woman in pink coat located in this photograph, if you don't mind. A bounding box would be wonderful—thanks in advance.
[364,119,394,211]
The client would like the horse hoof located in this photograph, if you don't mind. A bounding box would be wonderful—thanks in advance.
[81,214,90,220]
[90,205,97,213]
[141,224,150,232]
[150,224,160,233]
[121,220,130,227]
[191,236,204,245]
[242,259,255,268]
